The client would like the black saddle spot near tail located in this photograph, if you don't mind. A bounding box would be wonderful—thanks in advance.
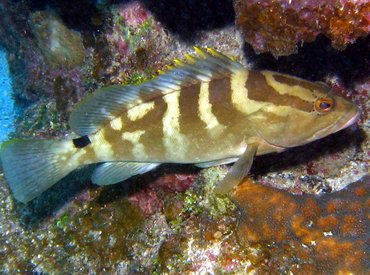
[73,135,91,148]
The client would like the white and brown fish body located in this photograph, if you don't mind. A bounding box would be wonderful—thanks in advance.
[0,48,359,203]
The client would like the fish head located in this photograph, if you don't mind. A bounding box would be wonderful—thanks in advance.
[247,72,360,150]
[298,84,360,145]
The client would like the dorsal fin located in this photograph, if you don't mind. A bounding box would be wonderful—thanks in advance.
[69,47,244,136]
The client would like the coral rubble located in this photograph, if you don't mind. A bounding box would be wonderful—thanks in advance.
[235,0,370,56]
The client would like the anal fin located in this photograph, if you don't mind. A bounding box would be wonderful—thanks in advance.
[214,143,258,194]
[92,162,160,186]
[194,157,238,168]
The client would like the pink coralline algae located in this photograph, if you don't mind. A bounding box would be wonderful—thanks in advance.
[128,173,196,216]
[15,47,88,116]
[153,174,196,193]
[101,1,173,86]
[128,188,163,217]
[235,0,370,56]
[118,1,149,28]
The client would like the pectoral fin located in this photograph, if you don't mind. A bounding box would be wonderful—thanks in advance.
[92,162,160,186]
[214,143,258,194]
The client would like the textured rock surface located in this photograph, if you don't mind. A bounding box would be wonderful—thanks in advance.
[235,0,370,56]
[30,11,86,68]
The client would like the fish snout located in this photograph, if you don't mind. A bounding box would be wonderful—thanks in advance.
[337,105,360,132]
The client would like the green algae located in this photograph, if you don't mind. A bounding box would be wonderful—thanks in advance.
[112,6,154,51]
[125,17,154,50]
[0,190,148,273]
[186,166,237,218]
[158,166,241,273]
[126,72,150,85]
[11,101,69,139]
[105,5,163,84]
[54,212,71,230]
[33,104,47,130]
[165,166,237,235]
[183,190,203,215]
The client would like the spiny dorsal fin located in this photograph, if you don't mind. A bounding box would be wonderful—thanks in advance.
[69,47,244,136]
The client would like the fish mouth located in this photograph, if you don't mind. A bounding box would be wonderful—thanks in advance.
[311,107,360,142]
[336,110,360,132]
[259,137,288,152]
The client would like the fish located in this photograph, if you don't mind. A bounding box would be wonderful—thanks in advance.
[0,47,360,203]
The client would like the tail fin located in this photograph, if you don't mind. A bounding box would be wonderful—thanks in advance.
[0,139,80,203]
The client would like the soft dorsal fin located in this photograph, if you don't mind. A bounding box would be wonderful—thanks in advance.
[69,47,244,136]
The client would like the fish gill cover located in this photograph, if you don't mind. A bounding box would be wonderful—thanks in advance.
[0,49,15,143]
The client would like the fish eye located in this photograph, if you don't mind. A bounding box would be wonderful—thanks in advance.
[315,98,334,113]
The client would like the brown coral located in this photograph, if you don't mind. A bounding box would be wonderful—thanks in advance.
[235,0,370,56]
[233,177,369,273]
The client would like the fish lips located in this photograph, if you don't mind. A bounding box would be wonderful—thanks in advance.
[337,110,360,132]
[310,106,360,143]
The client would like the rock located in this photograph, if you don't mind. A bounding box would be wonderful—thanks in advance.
[30,11,86,68]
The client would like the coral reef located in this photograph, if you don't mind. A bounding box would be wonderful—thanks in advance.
[233,176,369,274]
[0,0,368,273]
[155,167,247,273]
[0,0,91,124]
[235,0,370,56]
[97,1,186,87]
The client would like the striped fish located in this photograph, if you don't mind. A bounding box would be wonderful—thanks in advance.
[0,47,359,203]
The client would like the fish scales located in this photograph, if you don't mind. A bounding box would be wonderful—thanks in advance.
[90,71,309,162]
[0,47,360,202]
[91,76,247,163]
[247,71,314,112]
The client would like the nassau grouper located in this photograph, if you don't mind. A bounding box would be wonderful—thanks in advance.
[0,47,360,203]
